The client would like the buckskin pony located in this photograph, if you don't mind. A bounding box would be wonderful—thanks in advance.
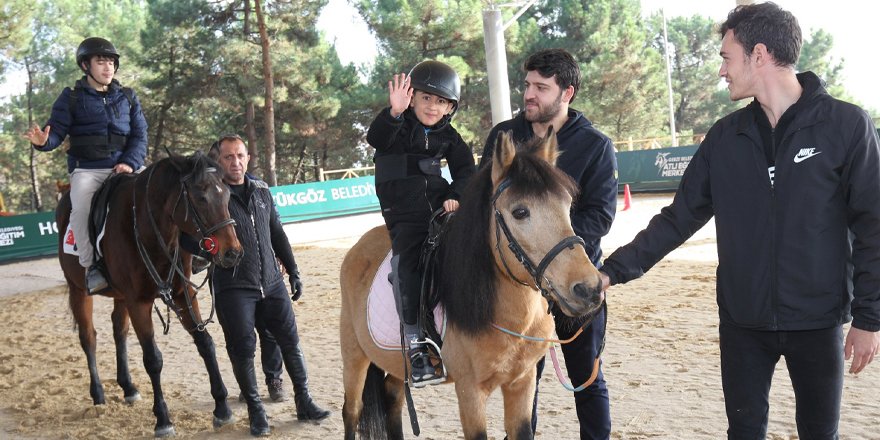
[339,130,605,439]
[56,152,242,437]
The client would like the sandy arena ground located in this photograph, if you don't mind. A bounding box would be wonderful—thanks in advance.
[0,194,878,439]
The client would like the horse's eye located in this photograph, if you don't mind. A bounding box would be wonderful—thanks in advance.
[512,208,529,220]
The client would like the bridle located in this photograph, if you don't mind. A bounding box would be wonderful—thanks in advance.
[132,163,236,332]
[491,177,586,312]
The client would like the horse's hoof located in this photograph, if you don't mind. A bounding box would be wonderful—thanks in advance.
[212,414,235,428]
[124,392,141,404]
[154,425,175,437]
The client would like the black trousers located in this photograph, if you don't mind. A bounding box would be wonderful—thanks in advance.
[215,281,301,362]
[254,315,283,383]
[388,221,428,326]
[720,322,843,440]
[534,305,610,439]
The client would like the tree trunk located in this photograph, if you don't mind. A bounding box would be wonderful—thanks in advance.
[245,100,260,175]
[25,58,43,212]
[152,46,176,162]
[254,0,277,186]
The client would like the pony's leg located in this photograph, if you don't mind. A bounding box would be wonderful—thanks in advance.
[128,300,174,437]
[383,375,405,440]
[110,298,141,403]
[341,320,372,439]
[70,289,105,405]
[500,373,537,440]
[176,292,233,427]
[454,380,490,440]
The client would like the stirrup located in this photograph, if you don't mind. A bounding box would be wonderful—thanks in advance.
[407,338,446,388]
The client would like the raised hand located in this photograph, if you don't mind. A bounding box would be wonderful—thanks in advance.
[388,73,413,118]
[23,124,50,147]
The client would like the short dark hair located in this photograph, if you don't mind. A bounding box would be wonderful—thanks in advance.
[523,49,580,103]
[719,2,801,67]
[209,134,245,160]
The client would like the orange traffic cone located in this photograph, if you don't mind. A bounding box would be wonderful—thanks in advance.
[622,184,632,211]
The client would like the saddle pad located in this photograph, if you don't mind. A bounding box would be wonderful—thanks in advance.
[62,223,107,256]
[367,250,446,351]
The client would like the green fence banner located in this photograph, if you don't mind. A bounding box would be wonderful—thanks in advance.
[271,175,379,223]
[0,211,59,262]
[617,145,698,192]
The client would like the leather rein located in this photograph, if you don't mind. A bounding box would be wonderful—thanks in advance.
[132,164,236,332]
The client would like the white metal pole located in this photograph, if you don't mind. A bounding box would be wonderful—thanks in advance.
[661,8,678,147]
[483,7,512,126]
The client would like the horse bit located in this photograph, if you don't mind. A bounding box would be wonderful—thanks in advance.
[133,165,236,332]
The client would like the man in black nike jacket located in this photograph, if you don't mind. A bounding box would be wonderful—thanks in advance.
[480,48,618,440]
[600,3,880,438]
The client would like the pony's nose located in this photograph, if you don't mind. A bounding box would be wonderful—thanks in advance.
[220,248,243,268]
[573,282,603,308]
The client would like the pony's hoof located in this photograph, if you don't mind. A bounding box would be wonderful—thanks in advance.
[154,425,175,437]
[124,392,141,404]
[213,414,235,428]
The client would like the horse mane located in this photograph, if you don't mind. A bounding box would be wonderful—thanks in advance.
[158,151,219,183]
[437,137,579,335]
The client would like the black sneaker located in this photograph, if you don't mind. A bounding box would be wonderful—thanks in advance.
[408,346,443,388]
[267,378,287,402]
[86,265,109,295]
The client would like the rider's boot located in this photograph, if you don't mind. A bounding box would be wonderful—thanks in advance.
[283,343,331,421]
[230,355,270,436]
[86,265,109,295]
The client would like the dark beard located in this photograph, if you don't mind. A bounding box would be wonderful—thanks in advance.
[524,91,564,124]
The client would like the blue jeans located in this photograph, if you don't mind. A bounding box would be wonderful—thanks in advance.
[720,322,843,440]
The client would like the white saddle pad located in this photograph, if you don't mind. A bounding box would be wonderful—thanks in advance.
[366,250,446,350]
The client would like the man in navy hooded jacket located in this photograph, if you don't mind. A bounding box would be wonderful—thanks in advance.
[480,48,618,440]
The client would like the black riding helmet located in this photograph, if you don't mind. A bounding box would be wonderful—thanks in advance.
[408,60,461,116]
[76,37,120,73]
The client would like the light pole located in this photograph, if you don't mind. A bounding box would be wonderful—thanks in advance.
[482,1,537,127]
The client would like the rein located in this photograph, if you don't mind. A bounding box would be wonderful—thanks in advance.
[490,178,586,313]
[132,163,234,332]
[493,301,608,392]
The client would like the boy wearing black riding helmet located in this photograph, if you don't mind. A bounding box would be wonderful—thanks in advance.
[23,37,147,294]
[366,60,476,387]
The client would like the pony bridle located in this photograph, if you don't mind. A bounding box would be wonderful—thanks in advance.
[491,178,586,311]
[174,167,237,256]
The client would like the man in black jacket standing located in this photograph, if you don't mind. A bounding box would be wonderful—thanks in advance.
[480,49,618,440]
[600,3,880,438]
[211,134,330,436]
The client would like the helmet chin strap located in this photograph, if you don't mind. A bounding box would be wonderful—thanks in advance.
[85,68,111,91]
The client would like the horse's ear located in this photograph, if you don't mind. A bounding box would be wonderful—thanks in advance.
[536,125,560,166]
[491,131,516,185]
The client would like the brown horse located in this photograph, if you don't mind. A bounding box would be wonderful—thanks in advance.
[340,131,605,439]
[56,153,242,437]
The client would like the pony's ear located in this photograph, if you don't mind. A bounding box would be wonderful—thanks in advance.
[491,131,516,185]
[536,125,560,166]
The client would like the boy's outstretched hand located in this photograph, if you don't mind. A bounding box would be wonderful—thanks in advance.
[388,73,413,118]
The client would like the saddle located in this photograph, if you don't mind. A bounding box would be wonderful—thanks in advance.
[366,211,453,351]
[88,173,135,261]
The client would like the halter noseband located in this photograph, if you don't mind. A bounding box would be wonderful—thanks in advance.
[491,178,586,311]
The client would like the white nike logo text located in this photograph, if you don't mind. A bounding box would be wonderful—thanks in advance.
[793,147,822,163]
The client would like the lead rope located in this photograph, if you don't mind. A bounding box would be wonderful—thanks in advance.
[492,301,608,392]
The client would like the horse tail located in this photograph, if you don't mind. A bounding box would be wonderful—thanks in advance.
[358,362,390,439]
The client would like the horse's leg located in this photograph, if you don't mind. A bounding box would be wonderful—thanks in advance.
[70,289,105,405]
[341,318,372,440]
[383,375,405,440]
[454,380,490,440]
[175,291,233,427]
[500,373,538,440]
[110,298,141,403]
[128,300,174,437]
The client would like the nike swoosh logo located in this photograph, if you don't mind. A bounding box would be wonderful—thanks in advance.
[793,151,822,163]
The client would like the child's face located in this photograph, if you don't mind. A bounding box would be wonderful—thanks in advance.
[410,90,454,126]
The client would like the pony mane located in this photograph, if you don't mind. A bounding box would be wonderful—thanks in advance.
[160,151,221,184]
[437,137,579,335]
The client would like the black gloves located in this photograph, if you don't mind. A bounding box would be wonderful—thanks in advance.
[290,271,303,301]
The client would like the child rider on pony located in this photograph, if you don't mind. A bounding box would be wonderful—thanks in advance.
[366,60,476,387]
